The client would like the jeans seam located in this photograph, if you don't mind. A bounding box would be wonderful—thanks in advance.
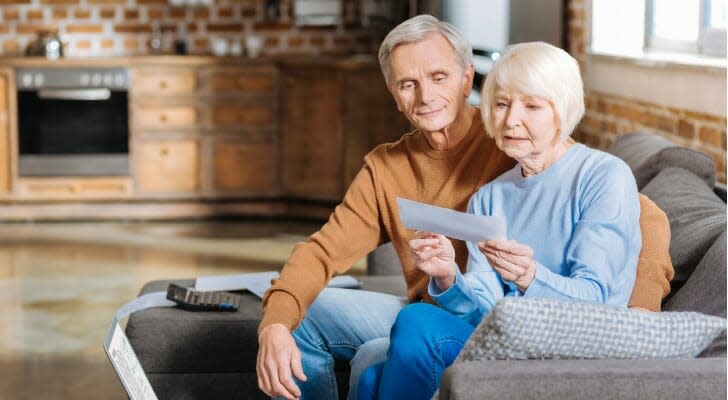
[432,337,466,395]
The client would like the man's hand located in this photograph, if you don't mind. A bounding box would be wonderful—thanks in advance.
[257,323,307,400]
[409,231,457,290]
[479,239,536,292]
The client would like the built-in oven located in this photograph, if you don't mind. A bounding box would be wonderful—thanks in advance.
[16,67,129,177]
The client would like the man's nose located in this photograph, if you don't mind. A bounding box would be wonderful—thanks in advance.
[418,81,435,104]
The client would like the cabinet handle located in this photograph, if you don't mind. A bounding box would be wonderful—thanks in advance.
[159,80,168,90]
[160,148,169,156]
[159,114,168,123]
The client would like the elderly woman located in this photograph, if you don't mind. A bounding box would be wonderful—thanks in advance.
[357,41,642,400]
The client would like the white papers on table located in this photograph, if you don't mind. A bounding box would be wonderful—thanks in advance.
[397,197,506,242]
[195,272,362,298]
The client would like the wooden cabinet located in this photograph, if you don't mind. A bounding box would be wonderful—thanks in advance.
[0,68,11,194]
[281,60,409,201]
[130,61,279,198]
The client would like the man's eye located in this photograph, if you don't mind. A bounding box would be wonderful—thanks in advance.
[401,82,415,90]
[433,75,446,82]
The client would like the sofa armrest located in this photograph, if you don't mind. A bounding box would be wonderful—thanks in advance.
[438,358,726,400]
[366,242,402,276]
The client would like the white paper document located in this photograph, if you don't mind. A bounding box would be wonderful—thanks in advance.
[196,272,362,298]
[397,197,507,242]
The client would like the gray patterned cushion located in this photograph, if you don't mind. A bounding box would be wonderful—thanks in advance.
[457,298,726,362]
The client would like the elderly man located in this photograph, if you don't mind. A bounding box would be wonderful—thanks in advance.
[257,14,673,400]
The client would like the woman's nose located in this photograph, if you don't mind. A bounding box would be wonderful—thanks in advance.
[505,106,522,128]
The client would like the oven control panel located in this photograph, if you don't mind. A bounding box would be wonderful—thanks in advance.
[15,68,128,90]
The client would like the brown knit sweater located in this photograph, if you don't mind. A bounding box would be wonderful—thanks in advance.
[260,111,674,333]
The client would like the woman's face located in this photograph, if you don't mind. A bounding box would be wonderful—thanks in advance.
[490,88,561,163]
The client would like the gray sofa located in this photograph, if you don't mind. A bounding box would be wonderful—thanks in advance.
[126,132,726,399]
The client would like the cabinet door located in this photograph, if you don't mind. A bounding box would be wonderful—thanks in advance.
[135,139,199,195]
[281,68,343,200]
[0,69,10,194]
[131,68,197,96]
[213,140,277,195]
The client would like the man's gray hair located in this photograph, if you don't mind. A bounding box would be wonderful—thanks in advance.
[378,14,473,85]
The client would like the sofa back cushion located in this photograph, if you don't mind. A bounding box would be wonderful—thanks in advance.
[640,167,726,287]
[608,132,716,189]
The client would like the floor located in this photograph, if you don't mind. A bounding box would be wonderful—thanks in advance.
[0,220,365,399]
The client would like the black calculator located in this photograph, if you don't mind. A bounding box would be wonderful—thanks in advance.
[166,283,239,311]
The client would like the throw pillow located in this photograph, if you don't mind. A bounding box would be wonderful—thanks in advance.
[456,298,726,362]
[607,132,716,189]
[640,168,726,285]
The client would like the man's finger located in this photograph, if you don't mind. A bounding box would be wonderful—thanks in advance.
[277,359,301,399]
[291,348,307,382]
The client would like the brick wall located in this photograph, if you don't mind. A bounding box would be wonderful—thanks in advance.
[567,0,727,183]
[0,0,380,57]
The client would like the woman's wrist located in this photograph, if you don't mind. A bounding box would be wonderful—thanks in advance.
[434,263,458,291]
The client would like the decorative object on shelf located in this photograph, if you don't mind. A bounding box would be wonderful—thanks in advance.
[245,35,263,58]
[294,0,342,26]
[25,30,64,60]
[210,37,228,56]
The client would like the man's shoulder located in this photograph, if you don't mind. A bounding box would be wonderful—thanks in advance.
[365,129,420,161]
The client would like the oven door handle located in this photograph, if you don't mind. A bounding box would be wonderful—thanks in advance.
[37,88,111,101]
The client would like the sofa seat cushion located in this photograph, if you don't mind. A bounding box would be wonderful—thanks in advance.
[640,167,726,286]
[664,230,727,357]
[608,132,716,189]
[456,298,726,362]
[126,275,407,374]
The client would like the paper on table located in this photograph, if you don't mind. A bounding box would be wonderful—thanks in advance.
[195,272,362,298]
[397,197,506,242]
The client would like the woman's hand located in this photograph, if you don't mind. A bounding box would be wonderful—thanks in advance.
[479,239,536,292]
[409,231,457,291]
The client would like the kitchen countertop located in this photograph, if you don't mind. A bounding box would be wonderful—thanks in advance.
[0,54,379,68]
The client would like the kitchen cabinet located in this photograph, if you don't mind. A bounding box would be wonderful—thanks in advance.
[130,62,279,198]
[0,68,11,194]
[280,59,409,201]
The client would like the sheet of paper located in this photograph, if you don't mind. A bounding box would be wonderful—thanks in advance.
[397,197,506,242]
[104,320,159,400]
[196,272,362,298]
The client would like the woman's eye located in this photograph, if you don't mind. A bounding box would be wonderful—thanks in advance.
[495,102,509,109]
[526,104,541,110]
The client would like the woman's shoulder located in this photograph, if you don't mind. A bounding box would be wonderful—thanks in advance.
[574,144,634,181]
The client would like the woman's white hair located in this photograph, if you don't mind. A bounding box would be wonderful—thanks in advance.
[480,41,585,141]
[378,14,473,85]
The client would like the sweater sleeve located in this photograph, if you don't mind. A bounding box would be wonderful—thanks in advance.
[429,189,508,325]
[627,194,674,311]
[259,158,383,334]
[523,160,642,304]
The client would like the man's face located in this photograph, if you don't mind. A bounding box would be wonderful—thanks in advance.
[387,33,474,134]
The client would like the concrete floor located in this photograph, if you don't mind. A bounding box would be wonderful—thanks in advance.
[0,220,365,399]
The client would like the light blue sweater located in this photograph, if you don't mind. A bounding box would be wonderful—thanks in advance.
[430,143,642,326]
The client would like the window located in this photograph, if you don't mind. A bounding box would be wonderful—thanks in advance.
[591,0,727,59]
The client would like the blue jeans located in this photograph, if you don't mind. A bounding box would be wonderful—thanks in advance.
[288,288,406,400]
[357,303,476,400]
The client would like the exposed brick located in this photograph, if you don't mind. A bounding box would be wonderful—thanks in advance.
[74,39,92,49]
[135,0,166,4]
[193,8,209,18]
[253,22,292,30]
[2,39,20,54]
[147,7,163,19]
[26,9,45,20]
[309,35,325,46]
[74,9,90,19]
[683,110,725,124]
[0,0,29,4]
[217,6,234,18]
[169,8,186,18]
[699,125,724,147]
[287,36,304,48]
[39,0,79,4]
[67,24,104,33]
[207,23,244,32]
[100,38,114,49]
[16,24,59,34]
[656,114,677,132]
[3,8,20,19]
[114,24,153,33]
[52,8,68,19]
[333,35,351,46]
[301,25,337,31]
[640,111,657,128]
[124,9,140,19]
[0,25,8,34]
[264,36,279,47]
[87,0,125,4]
[241,7,257,17]
[123,38,139,49]
[99,8,116,18]
[677,119,696,139]
[194,38,209,50]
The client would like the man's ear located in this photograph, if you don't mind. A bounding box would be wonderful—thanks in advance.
[463,63,475,98]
